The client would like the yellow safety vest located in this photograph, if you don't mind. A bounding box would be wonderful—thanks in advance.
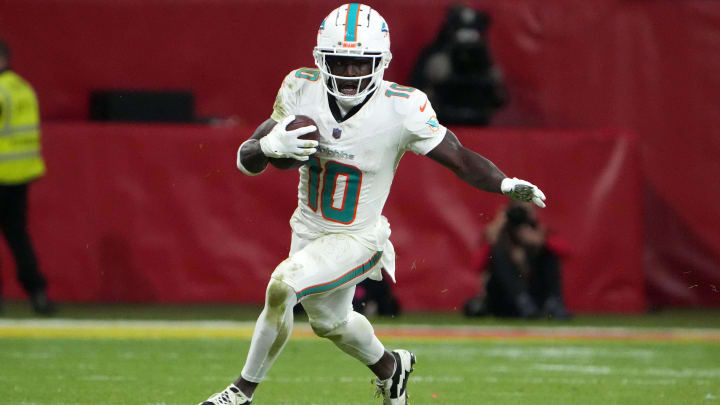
[0,70,46,184]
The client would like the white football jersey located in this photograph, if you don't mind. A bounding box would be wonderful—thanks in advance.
[271,68,447,252]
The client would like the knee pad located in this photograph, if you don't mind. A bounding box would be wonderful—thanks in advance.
[308,311,366,339]
[265,278,296,314]
[309,317,343,338]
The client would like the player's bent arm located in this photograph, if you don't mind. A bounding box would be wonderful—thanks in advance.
[236,118,277,176]
[237,116,318,175]
[426,129,506,194]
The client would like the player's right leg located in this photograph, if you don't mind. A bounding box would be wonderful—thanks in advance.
[198,270,298,405]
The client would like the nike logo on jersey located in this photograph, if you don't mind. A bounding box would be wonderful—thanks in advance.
[420,99,428,112]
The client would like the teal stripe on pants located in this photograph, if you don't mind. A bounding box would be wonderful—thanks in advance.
[296,251,382,300]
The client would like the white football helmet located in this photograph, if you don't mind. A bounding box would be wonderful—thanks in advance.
[313,4,392,101]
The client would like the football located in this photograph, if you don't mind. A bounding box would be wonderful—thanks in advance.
[269,115,320,170]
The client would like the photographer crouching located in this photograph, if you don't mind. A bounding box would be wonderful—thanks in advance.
[465,201,571,320]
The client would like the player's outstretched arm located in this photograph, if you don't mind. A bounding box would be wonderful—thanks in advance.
[236,117,318,176]
[426,129,506,193]
[426,129,547,207]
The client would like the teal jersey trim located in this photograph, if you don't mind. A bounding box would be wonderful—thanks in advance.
[296,251,383,300]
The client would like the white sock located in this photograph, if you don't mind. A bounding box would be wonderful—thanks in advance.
[324,311,385,365]
[241,282,297,382]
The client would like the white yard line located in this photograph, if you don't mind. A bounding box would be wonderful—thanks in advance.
[0,318,719,341]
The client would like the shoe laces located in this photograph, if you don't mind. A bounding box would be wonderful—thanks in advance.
[215,390,235,405]
[374,378,389,399]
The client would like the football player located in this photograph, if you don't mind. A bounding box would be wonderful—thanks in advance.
[199,4,546,405]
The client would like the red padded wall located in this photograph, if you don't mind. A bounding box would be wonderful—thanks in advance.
[0,0,718,307]
[0,124,644,312]
[0,0,455,123]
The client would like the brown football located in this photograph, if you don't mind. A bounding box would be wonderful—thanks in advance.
[285,115,320,141]
[269,115,320,170]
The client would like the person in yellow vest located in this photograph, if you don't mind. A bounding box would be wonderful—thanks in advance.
[0,39,55,315]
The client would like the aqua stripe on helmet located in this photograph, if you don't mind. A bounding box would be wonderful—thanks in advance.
[345,3,360,42]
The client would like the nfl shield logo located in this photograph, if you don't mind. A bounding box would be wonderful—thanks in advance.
[332,128,342,139]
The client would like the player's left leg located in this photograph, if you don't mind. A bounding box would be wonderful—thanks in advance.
[303,287,385,366]
[303,288,416,404]
[294,234,415,405]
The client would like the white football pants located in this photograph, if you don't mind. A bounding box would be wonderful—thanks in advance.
[240,232,386,382]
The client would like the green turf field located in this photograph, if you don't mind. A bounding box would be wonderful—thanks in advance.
[1,304,719,405]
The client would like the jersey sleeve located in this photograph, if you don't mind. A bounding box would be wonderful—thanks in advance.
[401,90,447,155]
[270,70,302,122]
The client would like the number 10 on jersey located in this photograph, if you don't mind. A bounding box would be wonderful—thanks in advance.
[307,158,362,224]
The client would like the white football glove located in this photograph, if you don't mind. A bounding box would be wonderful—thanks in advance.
[259,115,318,161]
[501,177,547,208]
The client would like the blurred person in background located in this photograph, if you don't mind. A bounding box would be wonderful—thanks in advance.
[352,276,401,317]
[464,201,570,320]
[410,3,508,126]
[0,39,55,315]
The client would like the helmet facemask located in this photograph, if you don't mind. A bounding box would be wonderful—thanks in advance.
[313,51,390,101]
[314,4,392,101]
